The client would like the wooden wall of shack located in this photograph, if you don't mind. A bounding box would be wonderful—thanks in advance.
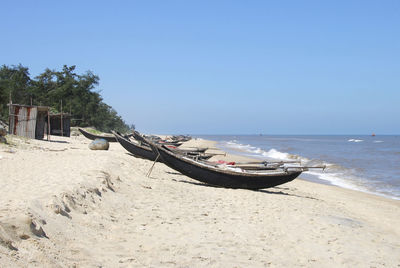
[8,104,49,139]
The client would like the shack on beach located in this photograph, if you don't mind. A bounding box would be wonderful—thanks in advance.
[49,113,71,137]
[8,104,72,139]
[8,104,50,139]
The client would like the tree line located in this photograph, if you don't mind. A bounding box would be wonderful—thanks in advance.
[0,64,131,132]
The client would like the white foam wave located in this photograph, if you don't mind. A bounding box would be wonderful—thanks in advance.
[373,140,384,143]
[306,170,360,189]
[223,140,299,161]
[225,141,255,150]
[348,139,364,143]
[261,149,293,160]
[304,170,400,200]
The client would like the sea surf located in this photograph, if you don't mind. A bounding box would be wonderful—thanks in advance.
[196,135,400,200]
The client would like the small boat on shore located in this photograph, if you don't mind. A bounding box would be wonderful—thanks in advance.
[133,131,183,147]
[79,128,134,143]
[148,143,307,190]
[79,128,118,142]
[170,135,192,142]
[113,132,216,161]
[113,131,159,161]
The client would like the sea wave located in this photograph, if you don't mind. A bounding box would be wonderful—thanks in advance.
[222,140,299,161]
[348,139,364,143]
[261,148,295,160]
[305,170,400,200]
[218,139,400,200]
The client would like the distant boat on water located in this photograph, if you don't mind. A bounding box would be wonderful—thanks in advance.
[372,133,376,137]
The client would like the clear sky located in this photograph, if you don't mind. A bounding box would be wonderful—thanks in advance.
[1,0,399,134]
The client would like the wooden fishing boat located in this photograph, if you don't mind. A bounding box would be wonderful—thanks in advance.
[149,143,305,190]
[170,135,192,142]
[79,128,118,142]
[133,131,183,147]
[113,131,159,161]
[113,132,213,161]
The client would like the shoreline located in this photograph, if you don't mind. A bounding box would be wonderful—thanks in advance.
[195,135,400,202]
[189,137,400,203]
[1,133,399,267]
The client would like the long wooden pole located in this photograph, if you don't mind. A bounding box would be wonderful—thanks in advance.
[8,92,12,134]
[185,147,219,150]
[146,153,160,177]
[232,160,301,165]
[47,109,50,141]
[61,100,63,137]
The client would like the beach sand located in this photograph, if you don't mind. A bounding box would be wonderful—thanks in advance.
[0,133,399,267]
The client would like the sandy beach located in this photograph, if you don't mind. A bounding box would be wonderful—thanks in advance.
[1,132,399,267]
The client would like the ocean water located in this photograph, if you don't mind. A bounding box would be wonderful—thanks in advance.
[196,135,400,200]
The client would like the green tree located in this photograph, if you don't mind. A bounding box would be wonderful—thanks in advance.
[0,64,32,121]
[0,64,130,132]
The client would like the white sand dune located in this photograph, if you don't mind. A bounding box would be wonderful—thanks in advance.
[0,134,399,267]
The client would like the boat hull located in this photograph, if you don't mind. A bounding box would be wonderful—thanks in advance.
[154,145,301,190]
[79,128,117,142]
[114,132,159,161]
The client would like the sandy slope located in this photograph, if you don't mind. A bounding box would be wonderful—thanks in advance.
[0,133,399,267]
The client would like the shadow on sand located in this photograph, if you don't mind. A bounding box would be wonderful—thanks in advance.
[175,179,319,199]
[146,170,321,200]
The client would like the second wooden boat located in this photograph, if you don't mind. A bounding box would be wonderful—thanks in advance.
[113,131,159,161]
[113,132,214,161]
[79,128,118,142]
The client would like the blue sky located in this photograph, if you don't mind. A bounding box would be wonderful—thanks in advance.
[1,0,399,134]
